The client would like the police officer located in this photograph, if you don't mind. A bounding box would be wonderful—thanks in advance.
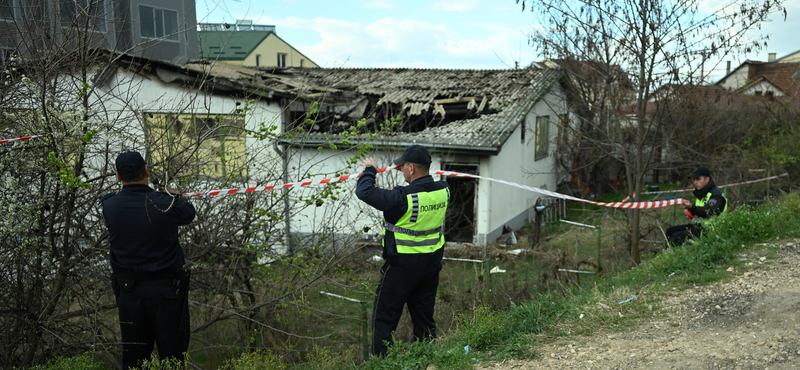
[100,151,196,369]
[356,145,449,357]
[666,167,727,245]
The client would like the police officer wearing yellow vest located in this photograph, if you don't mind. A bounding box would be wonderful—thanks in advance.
[666,167,728,245]
[356,145,449,357]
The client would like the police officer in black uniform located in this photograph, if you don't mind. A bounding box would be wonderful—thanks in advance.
[356,145,450,357]
[100,151,196,369]
[666,167,728,245]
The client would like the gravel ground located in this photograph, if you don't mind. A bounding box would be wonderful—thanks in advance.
[482,239,800,370]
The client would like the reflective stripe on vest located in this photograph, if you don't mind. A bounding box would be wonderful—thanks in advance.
[694,192,728,226]
[385,187,449,254]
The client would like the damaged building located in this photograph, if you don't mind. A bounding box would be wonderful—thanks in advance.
[271,67,568,246]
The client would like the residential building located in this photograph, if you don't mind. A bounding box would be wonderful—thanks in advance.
[0,0,199,64]
[198,21,318,68]
[276,67,566,246]
[716,53,800,97]
[776,49,800,63]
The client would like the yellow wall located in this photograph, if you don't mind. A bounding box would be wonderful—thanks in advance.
[146,113,248,180]
[781,52,800,63]
[243,34,319,68]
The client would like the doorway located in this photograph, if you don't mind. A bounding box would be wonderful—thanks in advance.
[442,163,478,242]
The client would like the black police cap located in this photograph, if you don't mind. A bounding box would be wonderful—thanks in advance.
[393,145,432,166]
[689,167,711,179]
[115,151,146,174]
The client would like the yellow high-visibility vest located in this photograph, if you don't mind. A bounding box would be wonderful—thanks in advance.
[383,187,449,254]
[694,192,728,226]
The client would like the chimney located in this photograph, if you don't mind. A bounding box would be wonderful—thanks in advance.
[768,53,777,62]
[726,61,731,75]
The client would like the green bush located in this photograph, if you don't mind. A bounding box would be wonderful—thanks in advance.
[221,351,287,370]
[29,353,105,370]
[644,193,800,280]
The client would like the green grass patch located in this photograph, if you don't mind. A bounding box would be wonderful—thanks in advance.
[30,194,800,370]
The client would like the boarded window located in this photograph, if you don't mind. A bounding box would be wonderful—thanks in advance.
[145,113,247,180]
[535,116,549,160]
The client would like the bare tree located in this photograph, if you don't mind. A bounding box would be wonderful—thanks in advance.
[517,0,786,264]
[0,2,376,367]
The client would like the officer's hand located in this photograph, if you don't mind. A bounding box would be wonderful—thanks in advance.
[163,187,181,196]
[681,199,692,209]
[359,158,377,169]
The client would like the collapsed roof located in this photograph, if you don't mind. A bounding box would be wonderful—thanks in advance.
[275,67,562,154]
[109,53,562,155]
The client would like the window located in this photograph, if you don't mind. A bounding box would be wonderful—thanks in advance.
[60,0,106,31]
[300,59,304,68]
[277,53,287,67]
[146,113,247,179]
[255,54,261,67]
[557,114,569,145]
[0,47,13,63]
[520,119,526,143]
[139,5,179,41]
[1,0,13,20]
[534,116,549,160]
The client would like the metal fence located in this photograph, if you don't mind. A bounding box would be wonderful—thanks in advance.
[528,196,567,224]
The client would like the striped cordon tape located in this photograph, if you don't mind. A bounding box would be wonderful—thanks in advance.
[182,166,681,209]
[0,134,47,144]
[621,172,789,201]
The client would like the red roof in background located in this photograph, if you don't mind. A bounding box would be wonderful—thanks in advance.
[619,83,800,115]
[737,61,800,96]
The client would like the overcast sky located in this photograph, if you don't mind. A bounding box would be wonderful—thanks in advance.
[196,0,800,81]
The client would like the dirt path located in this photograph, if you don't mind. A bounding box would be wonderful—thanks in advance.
[486,239,800,370]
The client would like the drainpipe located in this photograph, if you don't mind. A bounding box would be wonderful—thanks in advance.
[272,105,293,253]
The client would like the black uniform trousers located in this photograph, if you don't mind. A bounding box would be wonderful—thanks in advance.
[114,279,189,370]
[371,263,439,357]
[666,223,705,245]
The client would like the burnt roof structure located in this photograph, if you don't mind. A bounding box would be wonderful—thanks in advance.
[278,67,562,154]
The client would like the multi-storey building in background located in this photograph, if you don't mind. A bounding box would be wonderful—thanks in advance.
[0,0,199,64]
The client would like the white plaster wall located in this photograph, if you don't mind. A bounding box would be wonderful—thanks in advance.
[741,80,786,96]
[476,90,564,244]
[87,66,283,184]
[717,66,750,91]
[285,146,459,243]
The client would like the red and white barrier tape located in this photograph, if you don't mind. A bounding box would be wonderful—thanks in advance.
[639,173,788,195]
[432,170,681,209]
[0,134,47,144]
[182,166,681,209]
[181,167,393,197]
[619,172,788,201]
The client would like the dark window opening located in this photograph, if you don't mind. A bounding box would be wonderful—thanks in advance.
[60,0,106,31]
[139,5,179,41]
[285,95,499,135]
[442,163,478,243]
[535,115,549,160]
[1,0,13,19]
[277,53,287,67]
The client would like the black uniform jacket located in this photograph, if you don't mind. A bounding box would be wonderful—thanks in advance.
[689,179,727,218]
[101,184,196,279]
[356,166,449,270]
